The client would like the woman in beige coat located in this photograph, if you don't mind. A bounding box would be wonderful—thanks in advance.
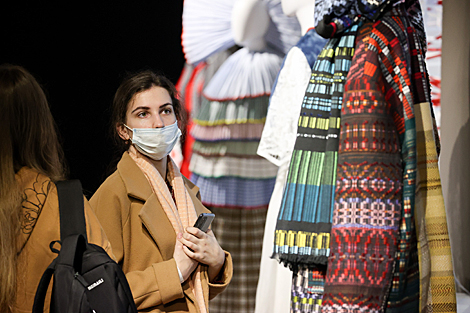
[90,70,232,313]
[0,64,113,313]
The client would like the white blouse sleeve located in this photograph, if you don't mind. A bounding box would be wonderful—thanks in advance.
[257,47,312,166]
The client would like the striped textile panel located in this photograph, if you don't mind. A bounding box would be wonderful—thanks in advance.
[273,24,359,268]
[191,123,264,142]
[193,96,269,126]
[192,140,260,157]
[189,154,278,179]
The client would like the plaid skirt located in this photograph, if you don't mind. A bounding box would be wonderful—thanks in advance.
[209,206,268,313]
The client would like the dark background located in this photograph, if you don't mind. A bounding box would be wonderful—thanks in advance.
[1,2,185,197]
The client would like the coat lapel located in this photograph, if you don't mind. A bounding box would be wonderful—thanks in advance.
[139,194,176,261]
[118,152,152,202]
[118,153,176,260]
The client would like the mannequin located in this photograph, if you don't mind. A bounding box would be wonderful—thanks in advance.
[231,0,270,51]
[281,0,315,35]
[193,1,300,313]
[255,1,327,313]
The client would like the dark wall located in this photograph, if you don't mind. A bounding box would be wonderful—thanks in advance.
[1,2,185,197]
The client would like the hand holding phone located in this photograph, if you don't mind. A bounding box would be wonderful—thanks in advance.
[181,213,225,281]
[193,213,215,233]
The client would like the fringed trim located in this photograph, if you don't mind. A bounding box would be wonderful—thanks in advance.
[272,252,329,269]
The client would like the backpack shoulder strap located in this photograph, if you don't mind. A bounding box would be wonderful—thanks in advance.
[32,261,56,313]
[56,180,87,241]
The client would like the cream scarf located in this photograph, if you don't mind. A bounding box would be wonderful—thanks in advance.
[129,146,207,313]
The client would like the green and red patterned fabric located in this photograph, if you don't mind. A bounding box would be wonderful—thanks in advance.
[321,5,456,313]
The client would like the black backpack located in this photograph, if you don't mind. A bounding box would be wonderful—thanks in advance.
[32,180,138,313]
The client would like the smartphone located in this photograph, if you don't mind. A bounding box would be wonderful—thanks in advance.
[193,213,215,233]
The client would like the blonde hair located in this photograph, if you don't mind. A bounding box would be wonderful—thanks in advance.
[0,64,65,312]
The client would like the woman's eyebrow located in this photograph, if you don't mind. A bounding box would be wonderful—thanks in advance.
[131,106,149,114]
[131,103,173,114]
[159,103,173,109]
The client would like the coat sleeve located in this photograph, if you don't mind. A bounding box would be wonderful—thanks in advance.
[126,259,184,308]
[90,179,185,310]
[84,197,115,261]
[89,181,126,263]
[208,251,233,300]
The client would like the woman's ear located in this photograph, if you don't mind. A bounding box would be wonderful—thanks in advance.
[117,123,131,141]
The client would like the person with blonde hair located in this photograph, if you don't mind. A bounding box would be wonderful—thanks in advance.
[0,64,113,313]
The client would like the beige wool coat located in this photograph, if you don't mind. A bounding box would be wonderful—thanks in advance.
[90,152,232,313]
[13,167,113,313]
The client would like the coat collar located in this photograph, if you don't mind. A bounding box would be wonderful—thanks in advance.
[117,152,204,203]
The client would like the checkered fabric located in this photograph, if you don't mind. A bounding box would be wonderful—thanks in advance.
[208,205,268,313]
[380,10,420,312]
[314,0,401,26]
[408,15,456,312]
[404,0,426,52]
[414,102,456,313]
[313,0,426,50]
[292,268,326,313]
[321,15,410,313]
[191,174,275,208]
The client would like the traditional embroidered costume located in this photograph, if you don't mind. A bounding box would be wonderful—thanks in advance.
[273,1,456,312]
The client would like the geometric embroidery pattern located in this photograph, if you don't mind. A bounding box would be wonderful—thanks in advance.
[322,7,422,312]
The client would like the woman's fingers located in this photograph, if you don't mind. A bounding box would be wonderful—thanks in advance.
[180,235,199,252]
[182,244,196,258]
[178,227,225,281]
[186,226,205,238]
[173,233,198,281]
[179,229,224,269]
[180,232,207,261]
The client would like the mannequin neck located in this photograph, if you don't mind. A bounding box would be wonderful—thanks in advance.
[295,4,315,35]
[243,38,267,51]
[232,0,270,51]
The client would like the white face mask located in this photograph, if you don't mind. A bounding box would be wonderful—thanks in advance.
[125,121,182,160]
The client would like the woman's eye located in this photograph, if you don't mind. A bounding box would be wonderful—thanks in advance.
[162,108,173,115]
[137,111,148,118]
